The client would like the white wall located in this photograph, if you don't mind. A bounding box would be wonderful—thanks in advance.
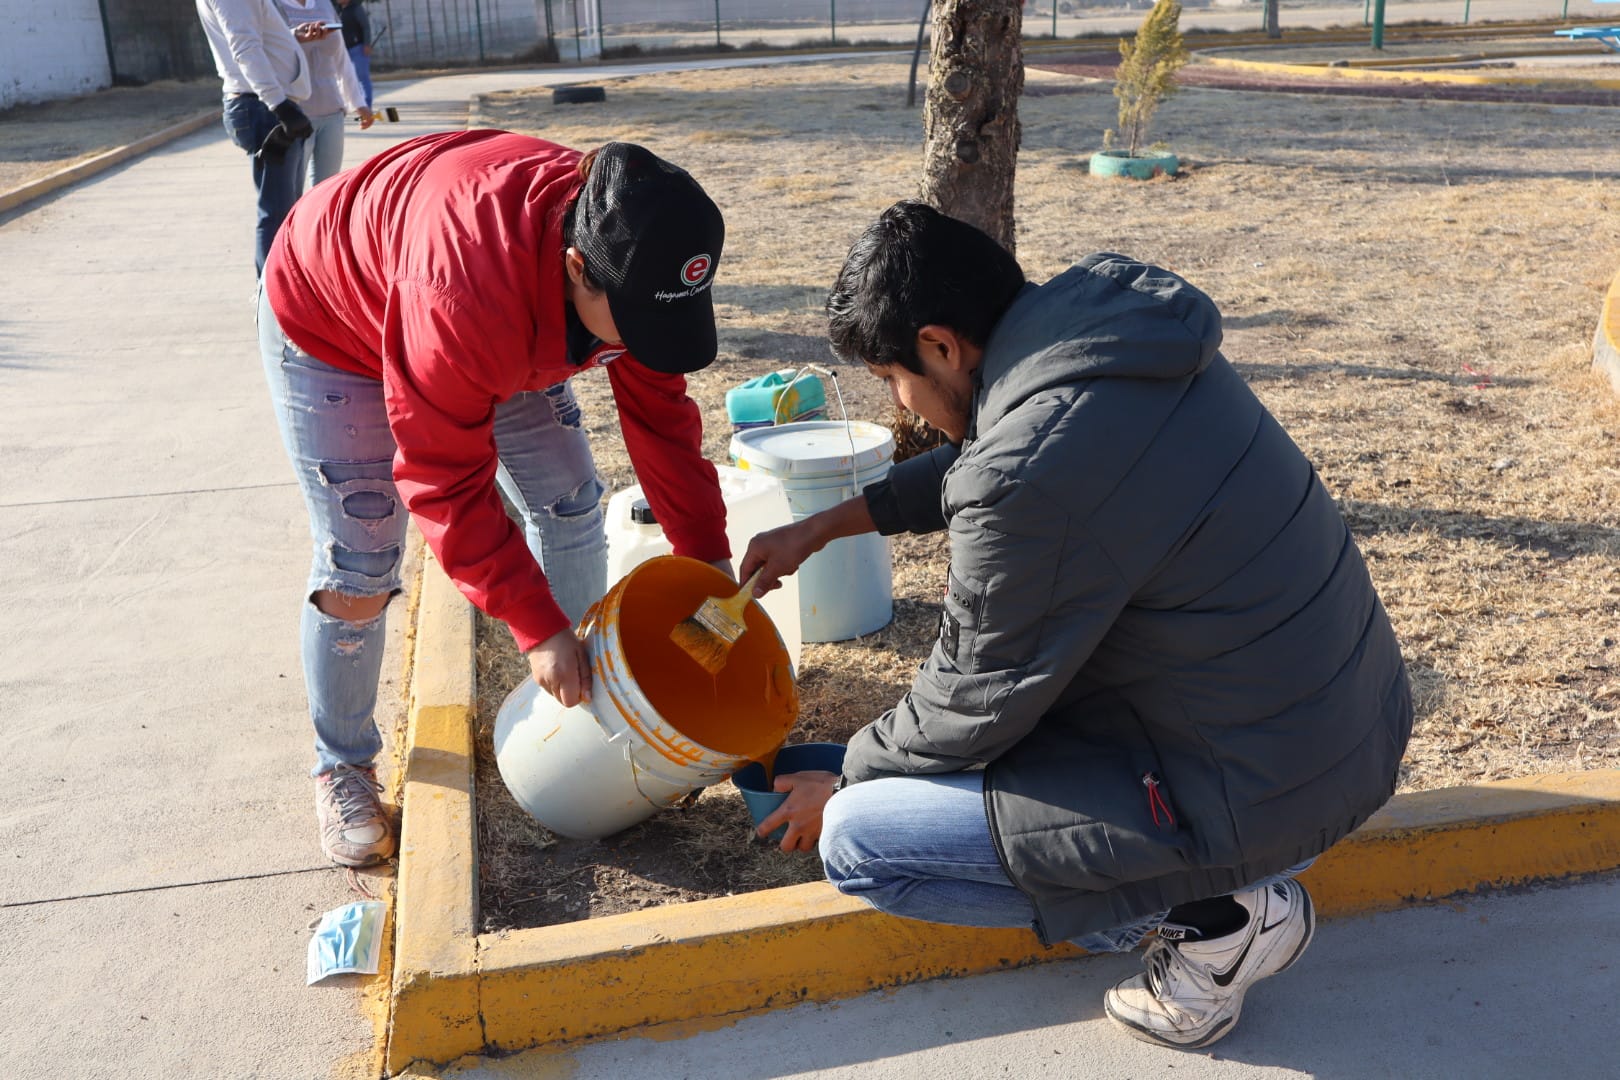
[0,0,111,109]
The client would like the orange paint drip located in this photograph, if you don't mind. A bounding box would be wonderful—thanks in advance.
[755,745,781,788]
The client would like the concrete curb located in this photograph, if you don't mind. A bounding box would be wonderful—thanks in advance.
[1200,52,1620,91]
[1593,268,1620,397]
[0,108,218,216]
[386,576,1620,1073]
[388,551,481,1073]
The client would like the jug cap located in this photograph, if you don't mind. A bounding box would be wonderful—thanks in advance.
[630,497,658,525]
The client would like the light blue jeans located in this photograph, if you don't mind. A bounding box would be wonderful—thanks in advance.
[257,291,607,774]
[820,771,1311,953]
[302,109,347,188]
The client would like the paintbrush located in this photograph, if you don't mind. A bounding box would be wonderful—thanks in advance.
[669,568,766,675]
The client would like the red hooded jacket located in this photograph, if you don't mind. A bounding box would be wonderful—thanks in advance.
[263,130,728,651]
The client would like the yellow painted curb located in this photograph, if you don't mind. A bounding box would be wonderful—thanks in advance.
[1201,52,1620,90]
[0,107,218,216]
[476,885,1081,1052]
[387,549,482,1075]
[385,568,1620,1073]
[1301,771,1620,912]
[1594,267,1620,397]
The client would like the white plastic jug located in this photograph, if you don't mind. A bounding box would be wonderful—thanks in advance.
[729,421,895,643]
[494,556,798,840]
[604,465,802,671]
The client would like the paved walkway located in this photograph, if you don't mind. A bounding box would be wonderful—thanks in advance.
[441,871,1620,1079]
[2,46,1615,1080]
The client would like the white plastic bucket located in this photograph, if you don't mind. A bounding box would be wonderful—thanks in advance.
[604,465,802,671]
[494,556,798,840]
[729,421,895,642]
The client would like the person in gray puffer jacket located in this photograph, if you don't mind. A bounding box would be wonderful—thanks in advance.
[741,201,1413,1051]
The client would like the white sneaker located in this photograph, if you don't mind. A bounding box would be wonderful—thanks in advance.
[1105,879,1315,1049]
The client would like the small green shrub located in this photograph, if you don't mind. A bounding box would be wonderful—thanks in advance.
[1113,0,1190,156]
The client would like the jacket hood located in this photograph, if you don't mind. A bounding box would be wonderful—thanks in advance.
[974,253,1224,432]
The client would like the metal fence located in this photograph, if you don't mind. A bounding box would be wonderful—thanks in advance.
[366,0,547,66]
[158,0,1619,75]
[365,0,939,66]
[589,1,934,56]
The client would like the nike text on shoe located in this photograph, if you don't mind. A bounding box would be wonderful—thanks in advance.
[1104,878,1316,1049]
[316,763,396,867]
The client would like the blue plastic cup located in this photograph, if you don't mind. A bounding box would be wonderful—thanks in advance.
[731,742,846,843]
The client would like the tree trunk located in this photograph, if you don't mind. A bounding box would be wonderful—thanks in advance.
[920,0,1024,256]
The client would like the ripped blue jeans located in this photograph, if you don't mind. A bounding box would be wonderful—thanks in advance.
[257,292,606,774]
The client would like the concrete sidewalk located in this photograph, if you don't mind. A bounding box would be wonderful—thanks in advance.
[436,871,1620,1079]
[0,78,432,1080]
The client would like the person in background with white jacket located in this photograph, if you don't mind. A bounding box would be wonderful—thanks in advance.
[275,0,375,187]
[195,0,317,273]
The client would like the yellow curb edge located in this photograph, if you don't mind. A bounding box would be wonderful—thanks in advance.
[1593,267,1620,397]
[387,575,1620,1072]
[475,884,1084,1053]
[386,550,482,1075]
[1200,51,1620,90]
[0,107,218,216]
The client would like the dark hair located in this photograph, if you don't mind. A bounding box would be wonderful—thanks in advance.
[560,147,605,290]
[826,201,1025,374]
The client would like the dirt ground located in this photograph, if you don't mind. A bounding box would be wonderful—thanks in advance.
[462,54,1620,933]
[0,79,219,193]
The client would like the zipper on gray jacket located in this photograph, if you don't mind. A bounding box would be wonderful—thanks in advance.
[1142,771,1176,829]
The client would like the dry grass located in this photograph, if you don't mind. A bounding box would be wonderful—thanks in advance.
[470,56,1620,931]
[0,80,218,193]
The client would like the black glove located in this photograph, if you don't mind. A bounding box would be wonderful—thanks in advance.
[255,123,296,164]
[271,100,314,140]
[256,100,313,164]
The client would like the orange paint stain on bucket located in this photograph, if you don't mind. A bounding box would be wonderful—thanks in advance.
[493,556,800,840]
[615,557,797,762]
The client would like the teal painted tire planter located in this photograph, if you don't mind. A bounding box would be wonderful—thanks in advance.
[1089,149,1179,179]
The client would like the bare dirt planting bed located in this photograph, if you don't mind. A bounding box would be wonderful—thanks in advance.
[468,57,1620,933]
[0,80,218,194]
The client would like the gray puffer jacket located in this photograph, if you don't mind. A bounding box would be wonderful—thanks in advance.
[844,254,1412,944]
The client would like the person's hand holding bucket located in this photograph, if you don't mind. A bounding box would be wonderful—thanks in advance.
[527,627,591,708]
[732,742,845,852]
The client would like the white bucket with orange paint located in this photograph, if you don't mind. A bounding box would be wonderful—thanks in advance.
[493,556,798,840]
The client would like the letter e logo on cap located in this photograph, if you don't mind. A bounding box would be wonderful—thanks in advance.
[680,254,712,286]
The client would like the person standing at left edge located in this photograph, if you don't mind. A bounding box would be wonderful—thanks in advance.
[260,133,733,867]
[196,0,321,273]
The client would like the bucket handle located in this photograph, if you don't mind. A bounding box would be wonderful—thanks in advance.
[773,363,861,496]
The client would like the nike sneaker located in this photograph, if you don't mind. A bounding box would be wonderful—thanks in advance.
[1104,878,1316,1049]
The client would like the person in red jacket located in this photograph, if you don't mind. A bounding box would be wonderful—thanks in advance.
[259,131,731,867]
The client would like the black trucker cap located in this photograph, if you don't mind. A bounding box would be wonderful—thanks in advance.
[573,142,725,374]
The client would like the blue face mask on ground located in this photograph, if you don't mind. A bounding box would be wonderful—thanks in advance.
[306,900,387,985]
